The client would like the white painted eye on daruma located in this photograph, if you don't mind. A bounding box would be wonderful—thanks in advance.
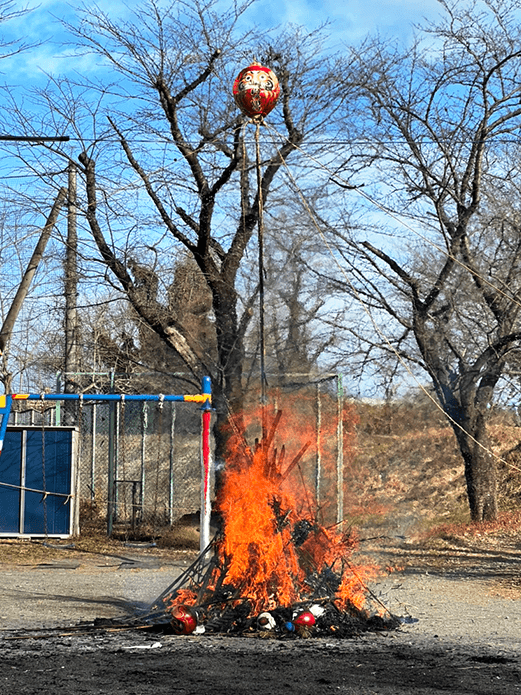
[238,74,254,90]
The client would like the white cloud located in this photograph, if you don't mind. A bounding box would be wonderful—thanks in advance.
[241,0,443,46]
[0,0,141,81]
[0,0,444,83]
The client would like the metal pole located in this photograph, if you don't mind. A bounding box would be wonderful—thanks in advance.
[336,374,344,524]
[141,402,147,519]
[200,376,212,556]
[169,403,177,526]
[55,372,62,425]
[91,403,97,502]
[114,398,121,519]
[18,393,211,403]
[107,370,116,536]
[316,382,321,507]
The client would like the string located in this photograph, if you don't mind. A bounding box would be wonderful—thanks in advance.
[254,120,268,440]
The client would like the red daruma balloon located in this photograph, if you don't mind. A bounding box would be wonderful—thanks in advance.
[170,604,197,635]
[233,62,280,120]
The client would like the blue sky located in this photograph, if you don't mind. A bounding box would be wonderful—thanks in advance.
[245,0,443,45]
[0,0,443,82]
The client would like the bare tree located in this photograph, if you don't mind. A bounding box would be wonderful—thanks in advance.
[9,0,347,468]
[0,1,39,61]
[73,254,217,395]
[333,0,521,520]
[0,191,67,391]
[256,216,337,384]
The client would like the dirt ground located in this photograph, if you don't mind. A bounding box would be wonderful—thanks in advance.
[1,534,521,694]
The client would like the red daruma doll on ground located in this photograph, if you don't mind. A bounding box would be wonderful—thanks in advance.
[232,62,280,121]
[170,604,197,635]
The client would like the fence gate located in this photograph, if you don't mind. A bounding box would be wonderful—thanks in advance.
[0,426,77,537]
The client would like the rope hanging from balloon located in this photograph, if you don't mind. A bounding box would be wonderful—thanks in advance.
[233,61,281,440]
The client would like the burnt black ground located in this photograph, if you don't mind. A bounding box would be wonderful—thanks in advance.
[1,629,521,695]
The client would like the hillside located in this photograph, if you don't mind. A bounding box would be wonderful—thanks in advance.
[347,401,521,538]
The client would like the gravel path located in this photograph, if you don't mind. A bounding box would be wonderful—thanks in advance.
[1,539,521,643]
[1,539,521,694]
[374,570,521,652]
[0,554,190,630]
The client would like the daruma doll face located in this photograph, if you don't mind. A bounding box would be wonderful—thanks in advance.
[233,62,280,119]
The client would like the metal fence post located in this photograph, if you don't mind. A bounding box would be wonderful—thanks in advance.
[107,370,116,536]
[169,403,177,525]
[336,374,344,524]
[200,376,212,555]
[316,382,322,506]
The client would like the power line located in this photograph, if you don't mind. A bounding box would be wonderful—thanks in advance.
[0,136,69,142]
[2,135,519,146]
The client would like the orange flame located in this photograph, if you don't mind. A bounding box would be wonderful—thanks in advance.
[167,588,198,608]
[164,404,383,627]
[211,407,378,615]
[216,438,304,611]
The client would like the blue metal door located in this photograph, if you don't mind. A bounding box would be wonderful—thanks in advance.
[0,430,22,533]
[0,428,74,536]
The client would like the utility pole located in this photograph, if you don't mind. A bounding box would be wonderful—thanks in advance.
[0,188,68,391]
[64,162,78,388]
[63,161,79,423]
[0,134,70,393]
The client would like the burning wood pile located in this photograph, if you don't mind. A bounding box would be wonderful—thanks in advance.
[144,412,399,639]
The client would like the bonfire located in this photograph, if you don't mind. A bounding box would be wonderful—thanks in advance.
[147,411,399,638]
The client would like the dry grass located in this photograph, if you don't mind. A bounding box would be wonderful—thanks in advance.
[155,525,200,550]
[0,530,200,568]
[0,500,201,567]
[425,509,521,543]
[349,401,521,545]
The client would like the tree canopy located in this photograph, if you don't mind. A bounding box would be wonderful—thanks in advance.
[1,0,349,463]
[326,0,521,519]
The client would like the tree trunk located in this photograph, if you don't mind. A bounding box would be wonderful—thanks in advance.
[414,316,499,522]
[212,288,245,491]
[451,414,497,522]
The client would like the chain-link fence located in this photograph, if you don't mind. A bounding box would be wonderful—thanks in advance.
[8,396,209,536]
[79,399,205,532]
[4,373,351,535]
[241,374,351,527]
